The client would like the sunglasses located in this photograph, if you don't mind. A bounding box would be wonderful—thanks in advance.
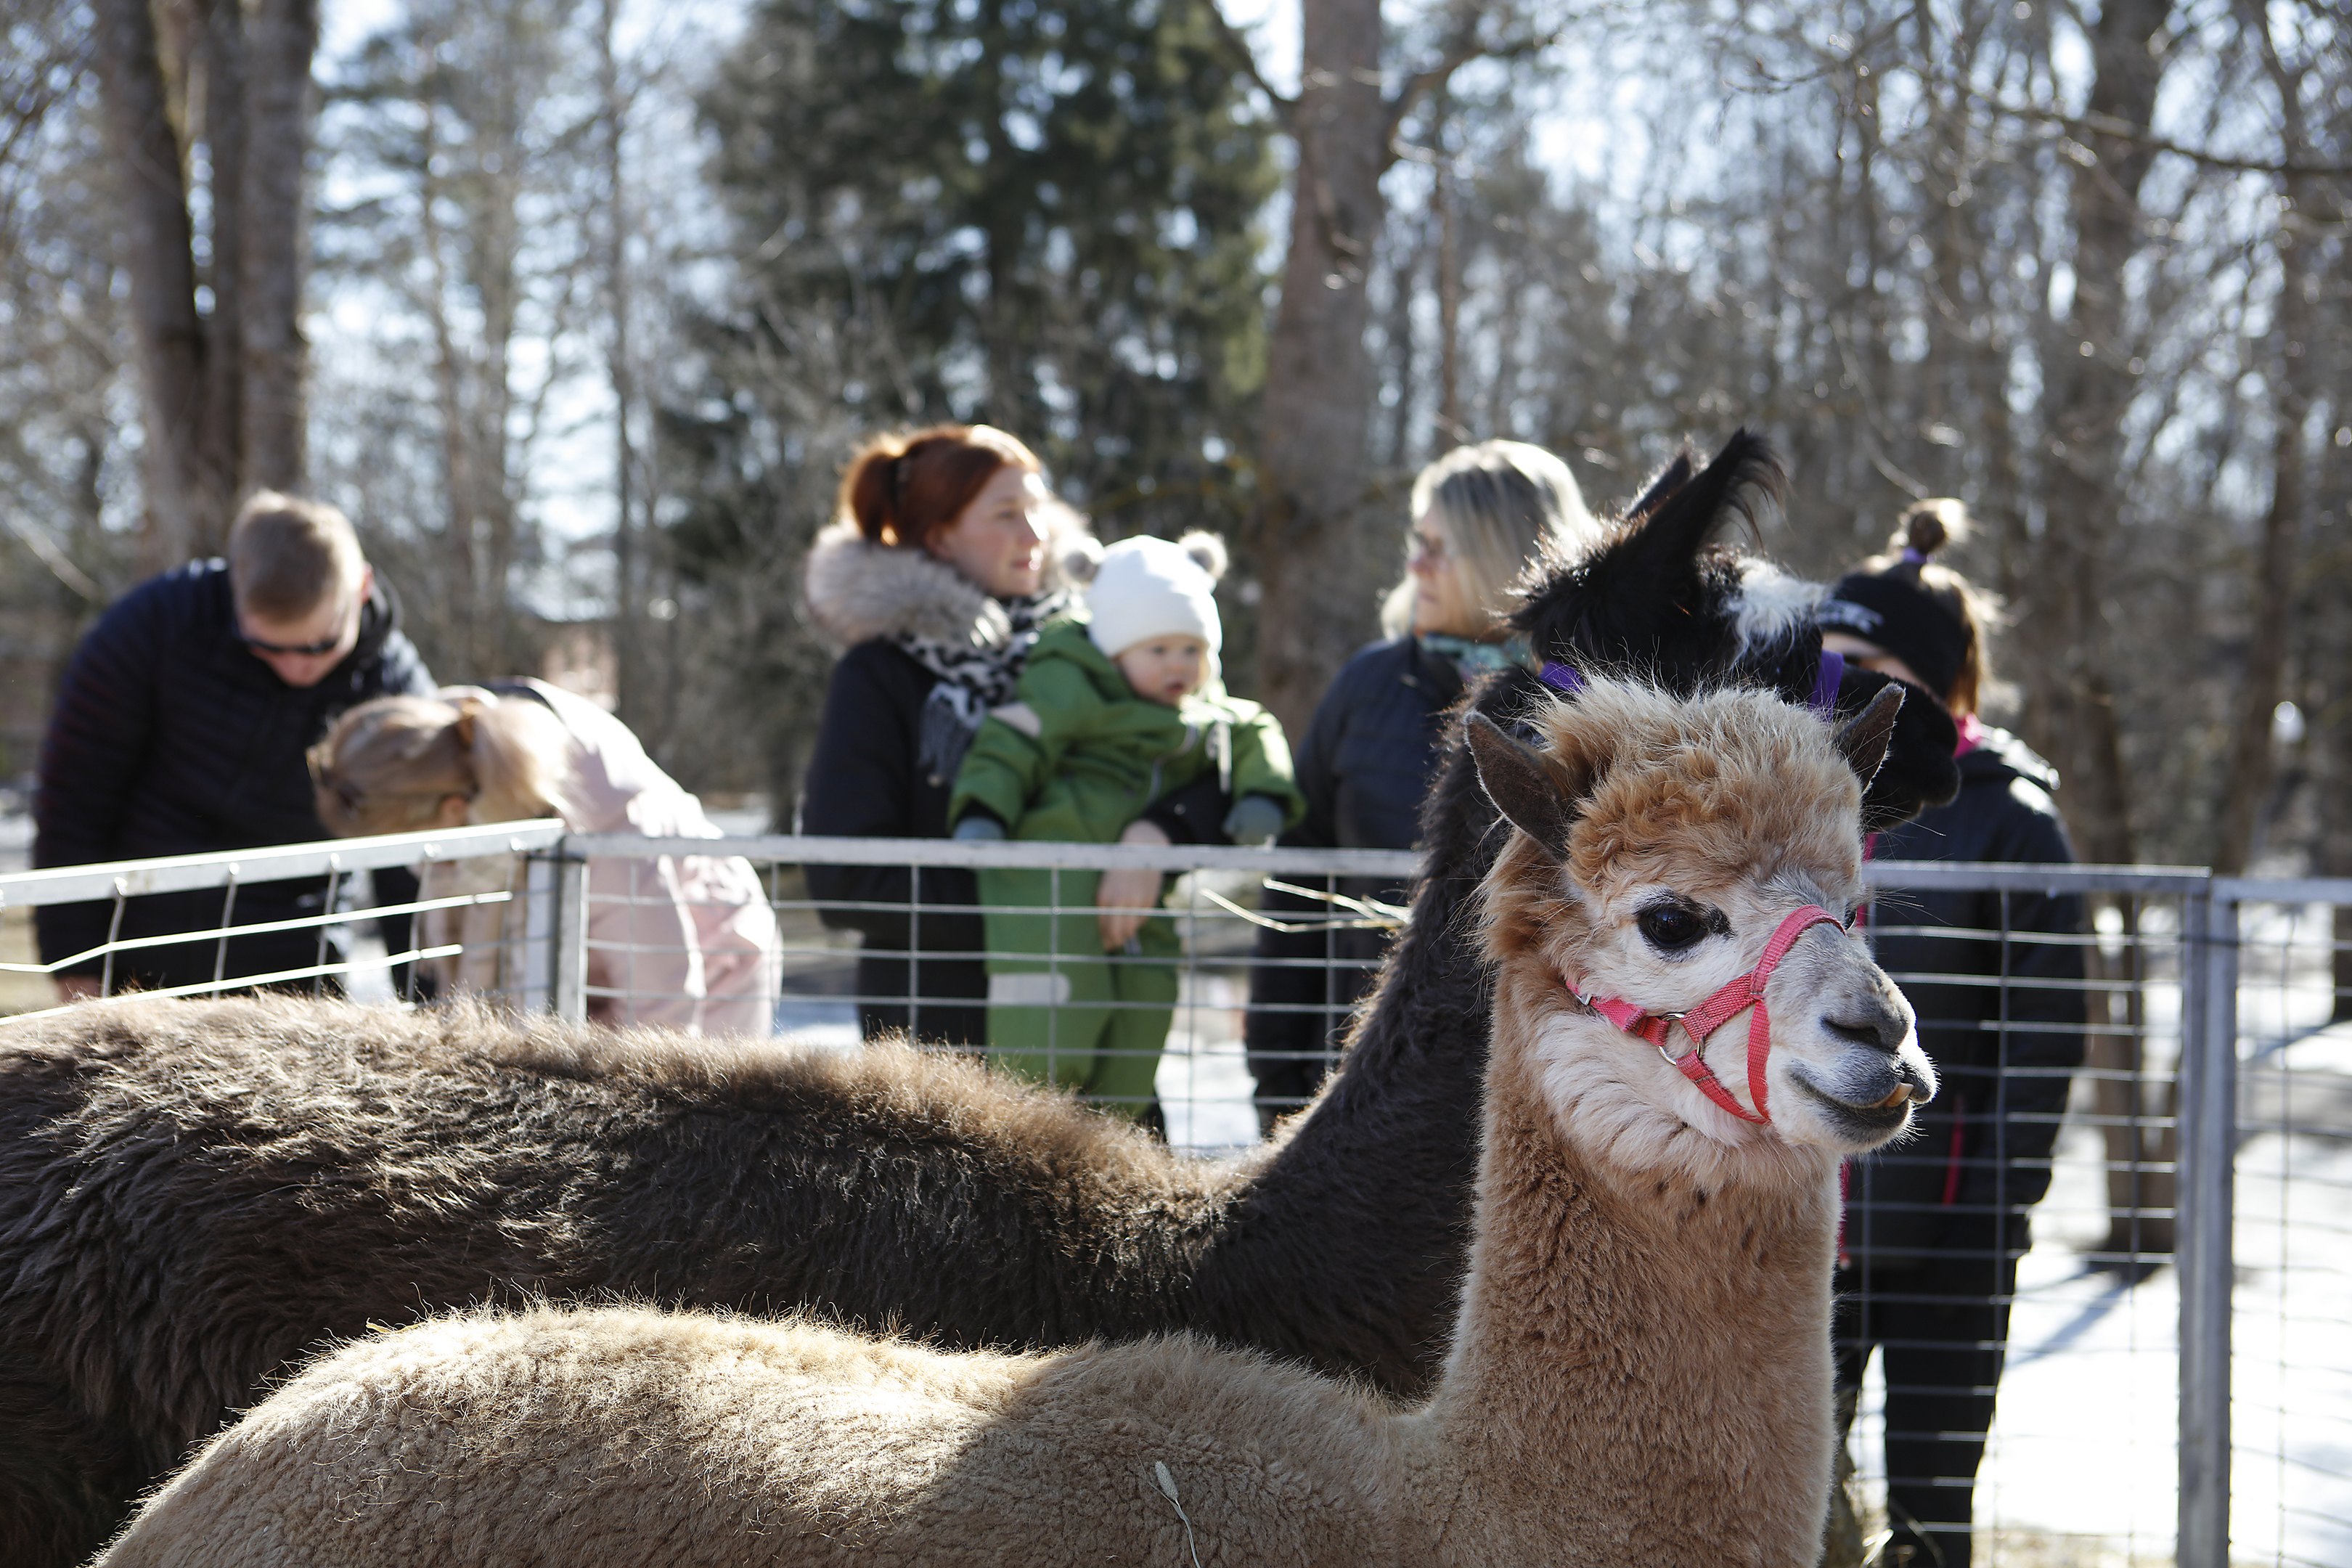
[242,629,346,656]
[240,596,356,656]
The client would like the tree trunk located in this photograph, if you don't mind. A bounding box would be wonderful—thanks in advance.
[1252,0,1387,735]
[2023,0,2172,867]
[240,0,319,497]
[417,86,479,665]
[1383,201,1426,469]
[2210,12,2316,875]
[1433,93,1461,443]
[599,0,644,727]
[197,0,248,542]
[91,0,213,571]
[2089,902,2175,1258]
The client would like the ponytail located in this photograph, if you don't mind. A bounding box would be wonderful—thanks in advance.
[311,689,573,836]
[1845,498,2004,716]
[835,425,1043,552]
[1889,497,1969,566]
[462,695,574,824]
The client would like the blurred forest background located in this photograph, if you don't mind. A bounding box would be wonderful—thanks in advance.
[1,0,2345,875]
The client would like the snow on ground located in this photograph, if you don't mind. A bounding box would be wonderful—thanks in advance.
[1845,903,2352,1568]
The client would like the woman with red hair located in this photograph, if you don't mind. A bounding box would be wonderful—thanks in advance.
[800,426,1224,1057]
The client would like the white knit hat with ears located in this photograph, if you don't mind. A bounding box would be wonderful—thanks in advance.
[1079,531,1229,659]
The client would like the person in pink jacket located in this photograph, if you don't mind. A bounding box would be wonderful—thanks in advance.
[309,679,782,1037]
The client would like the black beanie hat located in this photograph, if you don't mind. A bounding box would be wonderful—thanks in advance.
[1817,501,1973,702]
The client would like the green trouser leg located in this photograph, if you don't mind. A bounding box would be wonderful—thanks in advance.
[1082,922,1180,1118]
[979,866,1177,1120]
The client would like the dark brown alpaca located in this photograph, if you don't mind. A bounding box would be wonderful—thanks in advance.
[0,431,1961,1567]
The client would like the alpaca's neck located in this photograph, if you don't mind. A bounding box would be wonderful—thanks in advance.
[1415,1010,1839,1567]
[1189,820,1498,1392]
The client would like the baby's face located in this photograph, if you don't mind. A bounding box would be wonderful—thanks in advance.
[1114,634,1209,706]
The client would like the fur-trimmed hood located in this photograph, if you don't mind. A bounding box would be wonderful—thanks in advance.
[802,509,1095,650]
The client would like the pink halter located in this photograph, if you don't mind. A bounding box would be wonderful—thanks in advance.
[1567,905,1845,1124]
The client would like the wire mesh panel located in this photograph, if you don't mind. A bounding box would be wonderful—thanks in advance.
[0,822,567,1024]
[9,829,2351,1567]
[568,833,1421,1153]
[2224,882,2352,1568]
[1834,864,2201,1568]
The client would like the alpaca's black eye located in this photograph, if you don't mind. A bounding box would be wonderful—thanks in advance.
[1638,904,1711,953]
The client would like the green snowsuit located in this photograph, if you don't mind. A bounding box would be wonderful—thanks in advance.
[949,618,1304,1117]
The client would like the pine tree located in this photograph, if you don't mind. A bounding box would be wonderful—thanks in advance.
[701,0,1277,543]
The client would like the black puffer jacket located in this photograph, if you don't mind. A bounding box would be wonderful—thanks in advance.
[1244,637,1463,1110]
[799,520,1227,1050]
[33,562,435,989]
[1846,724,2086,1273]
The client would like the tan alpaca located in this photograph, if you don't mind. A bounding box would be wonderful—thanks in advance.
[94,677,1933,1568]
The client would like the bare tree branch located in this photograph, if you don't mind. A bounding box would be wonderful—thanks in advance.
[1968,88,2352,177]
[1204,0,1297,119]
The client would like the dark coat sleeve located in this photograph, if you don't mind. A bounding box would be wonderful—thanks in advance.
[1860,758,2086,1270]
[1139,770,1231,846]
[799,644,928,949]
[374,630,436,698]
[1952,802,2086,1223]
[31,590,165,968]
[1245,656,1363,1067]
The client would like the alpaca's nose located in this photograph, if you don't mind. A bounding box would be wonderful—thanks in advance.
[1892,1051,1936,1103]
[1821,997,1911,1056]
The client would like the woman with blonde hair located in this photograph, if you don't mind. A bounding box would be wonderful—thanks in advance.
[310,679,782,1037]
[1245,439,1602,1130]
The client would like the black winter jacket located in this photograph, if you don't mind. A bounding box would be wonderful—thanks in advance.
[800,639,992,1047]
[1847,724,2086,1274]
[1244,637,1463,1103]
[33,562,435,989]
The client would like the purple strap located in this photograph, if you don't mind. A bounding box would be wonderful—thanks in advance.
[1809,648,1845,716]
[1537,661,1585,695]
[1540,650,1845,716]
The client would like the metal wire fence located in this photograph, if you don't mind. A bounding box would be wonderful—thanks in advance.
[1,832,2346,1567]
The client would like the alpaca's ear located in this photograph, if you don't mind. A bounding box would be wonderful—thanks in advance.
[1466,713,1580,862]
[1832,683,1904,791]
[1612,430,1785,581]
[1622,449,1696,527]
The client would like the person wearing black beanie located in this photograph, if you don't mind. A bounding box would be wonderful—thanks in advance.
[1819,499,2088,1568]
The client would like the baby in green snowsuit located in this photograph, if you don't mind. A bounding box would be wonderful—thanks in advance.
[948,532,1304,1122]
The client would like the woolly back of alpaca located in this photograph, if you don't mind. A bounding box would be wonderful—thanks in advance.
[91,679,1880,1568]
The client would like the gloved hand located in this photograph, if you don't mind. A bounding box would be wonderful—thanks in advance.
[952,813,1006,841]
[1222,793,1286,847]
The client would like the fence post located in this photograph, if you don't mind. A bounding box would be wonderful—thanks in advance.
[552,849,589,1022]
[520,853,556,1015]
[520,846,590,1021]
[2176,881,2237,1568]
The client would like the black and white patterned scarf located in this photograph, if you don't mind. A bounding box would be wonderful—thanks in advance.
[898,589,1070,785]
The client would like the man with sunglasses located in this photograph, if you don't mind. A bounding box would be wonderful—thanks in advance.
[33,491,434,999]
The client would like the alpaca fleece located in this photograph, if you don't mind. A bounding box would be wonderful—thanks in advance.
[0,431,1961,1567]
[95,678,1904,1568]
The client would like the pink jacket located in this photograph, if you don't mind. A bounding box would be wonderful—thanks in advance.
[428,682,781,1037]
